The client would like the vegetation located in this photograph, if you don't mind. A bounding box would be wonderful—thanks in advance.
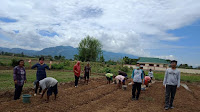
[77,36,102,62]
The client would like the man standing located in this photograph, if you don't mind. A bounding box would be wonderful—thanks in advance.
[84,62,91,85]
[73,61,81,87]
[163,60,180,110]
[131,64,144,101]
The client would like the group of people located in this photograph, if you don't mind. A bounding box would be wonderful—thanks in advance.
[105,60,180,110]
[13,57,180,110]
[14,57,58,102]
[13,57,92,102]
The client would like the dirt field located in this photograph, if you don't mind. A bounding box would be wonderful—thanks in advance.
[0,78,200,112]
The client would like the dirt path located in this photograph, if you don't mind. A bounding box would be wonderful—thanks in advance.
[0,78,200,112]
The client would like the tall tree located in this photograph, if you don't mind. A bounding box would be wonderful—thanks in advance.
[78,36,102,62]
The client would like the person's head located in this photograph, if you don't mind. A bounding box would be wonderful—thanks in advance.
[39,57,45,64]
[18,60,24,67]
[136,64,140,70]
[87,62,90,67]
[140,65,143,69]
[171,60,177,68]
[76,61,80,66]
[149,69,152,72]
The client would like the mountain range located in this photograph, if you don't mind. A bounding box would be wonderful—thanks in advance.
[0,46,138,61]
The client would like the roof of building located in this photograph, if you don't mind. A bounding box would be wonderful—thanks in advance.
[137,57,170,64]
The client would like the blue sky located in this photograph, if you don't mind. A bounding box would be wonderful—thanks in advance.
[0,0,200,67]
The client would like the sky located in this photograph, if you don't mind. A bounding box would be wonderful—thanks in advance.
[0,0,200,67]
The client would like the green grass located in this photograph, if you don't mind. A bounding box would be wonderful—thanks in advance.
[0,70,103,91]
[145,71,200,83]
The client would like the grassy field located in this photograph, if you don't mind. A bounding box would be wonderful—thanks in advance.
[0,70,103,91]
[147,71,200,83]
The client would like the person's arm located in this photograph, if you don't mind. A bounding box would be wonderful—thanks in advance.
[49,61,52,69]
[177,71,181,88]
[131,70,134,83]
[24,68,27,83]
[73,66,78,74]
[41,88,47,99]
[13,67,17,84]
[30,62,38,69]
[90,67,91,76]
[141,71,144,84]
[163,70,168,86]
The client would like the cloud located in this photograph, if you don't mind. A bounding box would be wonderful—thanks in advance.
[0,0,200,65]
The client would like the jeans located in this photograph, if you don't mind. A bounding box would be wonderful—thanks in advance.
[132,82,142,99]
[165,85,177,108]
[14,84,23,100]
[75,75,80,86]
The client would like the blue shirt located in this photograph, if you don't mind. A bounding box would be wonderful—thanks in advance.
[131,69,144,83]
[31,63,50,80]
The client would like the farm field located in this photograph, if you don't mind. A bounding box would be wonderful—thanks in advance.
[0,78,200,112]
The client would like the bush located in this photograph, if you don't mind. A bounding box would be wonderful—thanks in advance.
[104,67,112,73]
[11,59,18,67]
[0,61,6,66]
[130,67,133,70]
[120,66,129,73]
[51,63,64,69]
[64,60,70,66]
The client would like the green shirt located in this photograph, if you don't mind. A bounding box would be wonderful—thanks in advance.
[105,73,113,78]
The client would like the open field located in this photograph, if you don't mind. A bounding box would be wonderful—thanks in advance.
[0,78,200,112]
[0,70,103,91]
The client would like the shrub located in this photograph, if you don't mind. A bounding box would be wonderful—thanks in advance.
[104,67,111,73]
[11,59,18,67]
[51,63,64,69]
[0,61,6,66]
[120,66,129,73]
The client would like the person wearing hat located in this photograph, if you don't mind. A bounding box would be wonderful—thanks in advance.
[163,60,180,110]
[131,64,144,101]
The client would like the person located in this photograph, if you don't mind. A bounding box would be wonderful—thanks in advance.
[140,65,145,77]
[148,69,154,81]
[84,62,91,85]
[37,77,58,103]
[144,75,151,87]
[28,57,52,96]
[105,72,114,84]
[163,60,180,110]
[118,71,128,84]
[115,75,125,89]
[131,64,144,101]
[73,61,81,87]
[13,60,26,100]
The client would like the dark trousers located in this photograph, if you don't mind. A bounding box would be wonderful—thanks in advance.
[132,82,142,99]
[14,84,23,100]
[165,85,177,108]
[35,84,42,94]
[75,75,80,86]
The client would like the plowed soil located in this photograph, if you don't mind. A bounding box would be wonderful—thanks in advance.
[0,78,200,112]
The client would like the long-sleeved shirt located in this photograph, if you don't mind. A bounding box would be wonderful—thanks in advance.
[148,71,154,78]
[131,69,144,83]
[73,62,81,77]
[39,77,58,90]
[31,63,50,81]
[13,66,26,86]
[115,75,125,82]
[163,68,181,87]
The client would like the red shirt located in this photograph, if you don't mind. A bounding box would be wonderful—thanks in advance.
[73,63,81,77]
